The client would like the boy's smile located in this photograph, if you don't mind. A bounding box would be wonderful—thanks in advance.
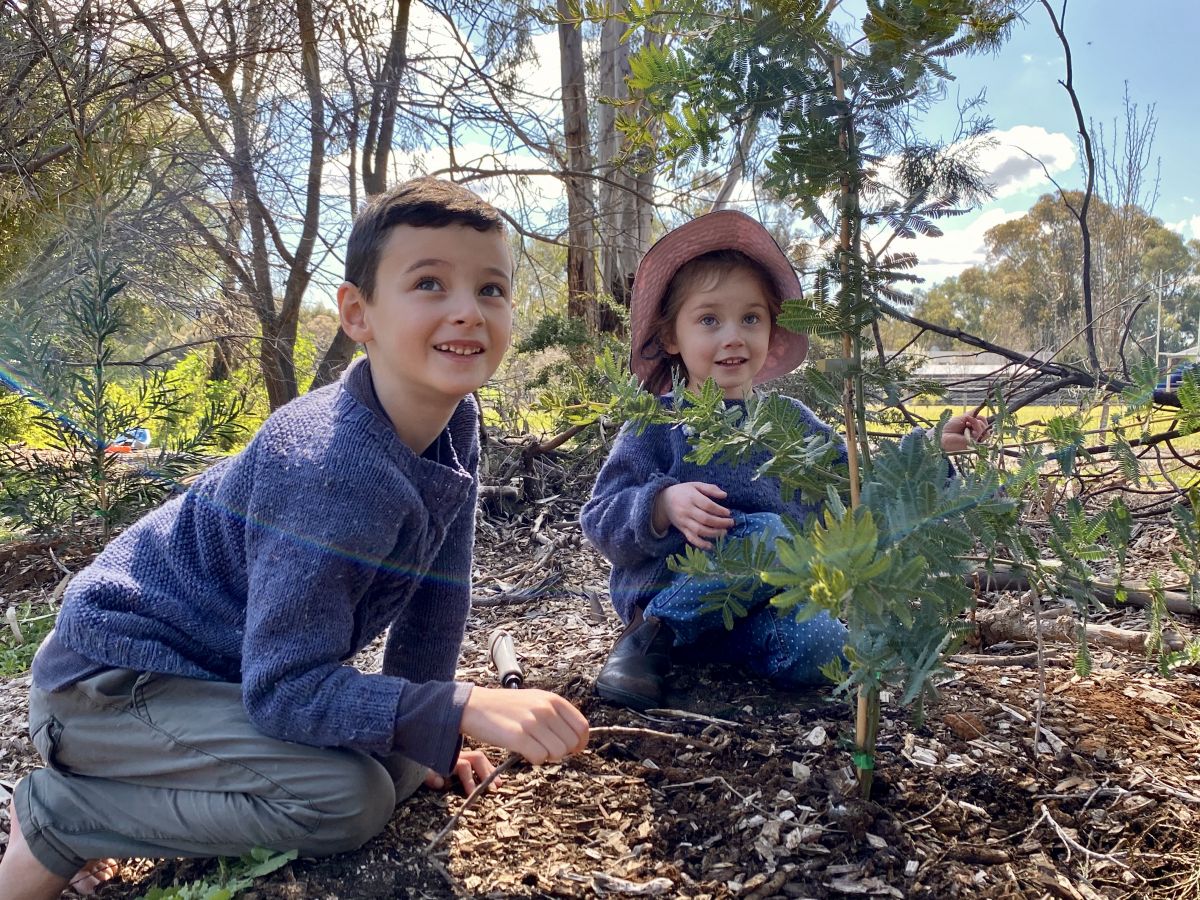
[664,268,772,400]
[338,223,513,450]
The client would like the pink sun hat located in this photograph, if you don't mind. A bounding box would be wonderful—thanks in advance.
[629,209,809,394]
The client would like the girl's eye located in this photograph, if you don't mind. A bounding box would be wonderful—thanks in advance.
[480,283,508,299]
[699,315,718,327]
[415,277,443,291]
[744,313,761,325]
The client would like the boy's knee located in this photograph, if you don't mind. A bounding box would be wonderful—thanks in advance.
[302,752,397,854]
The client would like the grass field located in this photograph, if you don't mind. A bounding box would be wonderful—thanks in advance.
[883,402,1200,452]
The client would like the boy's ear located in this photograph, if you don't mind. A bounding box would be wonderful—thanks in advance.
[337,281,372,344]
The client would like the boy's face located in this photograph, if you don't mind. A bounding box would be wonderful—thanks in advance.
[663,267,772,401]
[342,224,513,407]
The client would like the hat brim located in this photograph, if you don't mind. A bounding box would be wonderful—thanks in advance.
[629,209,808,393]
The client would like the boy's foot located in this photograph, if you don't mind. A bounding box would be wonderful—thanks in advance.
[69,858,120,895]
[0,800,118,900]
[594,611,673,710]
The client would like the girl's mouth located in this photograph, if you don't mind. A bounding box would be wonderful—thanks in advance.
[716,358,747,367]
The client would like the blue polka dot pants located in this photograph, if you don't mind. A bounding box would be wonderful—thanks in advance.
[643,512,848,685]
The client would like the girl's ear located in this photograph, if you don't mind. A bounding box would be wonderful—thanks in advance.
[338,281,373,344]
[661,328,679,356]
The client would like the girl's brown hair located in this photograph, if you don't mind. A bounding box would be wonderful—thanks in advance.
[637,249,782,395]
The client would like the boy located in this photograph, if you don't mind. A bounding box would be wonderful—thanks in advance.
[0,178,589,899]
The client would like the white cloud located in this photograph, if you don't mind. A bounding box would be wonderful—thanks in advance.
[978,125,1076,199]
[1166,215,1200,240]
[1183,195,1195,204]
[900,207,1026,285]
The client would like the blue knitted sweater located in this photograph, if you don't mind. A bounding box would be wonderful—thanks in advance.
[33,357,476,774]
[581,395,846,624]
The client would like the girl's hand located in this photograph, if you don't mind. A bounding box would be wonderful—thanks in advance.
[940,413,990,453]
[654,482,735,550]
[424,748,499,795]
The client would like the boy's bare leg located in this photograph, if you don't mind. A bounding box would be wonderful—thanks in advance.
[0,801,117,900]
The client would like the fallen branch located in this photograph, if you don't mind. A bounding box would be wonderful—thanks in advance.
[591,725,716,753]
[950,652,1067,668]
[1033,802,1134,873]
[968,564,1197,616]
[422,753,520,856]
[975,594,1187,655]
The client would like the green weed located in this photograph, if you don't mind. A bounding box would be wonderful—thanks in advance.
[136,848,297,900]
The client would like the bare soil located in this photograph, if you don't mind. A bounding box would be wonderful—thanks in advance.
[1,490,1198,900]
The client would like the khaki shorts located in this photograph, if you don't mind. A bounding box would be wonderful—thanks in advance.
[15,669,426,878]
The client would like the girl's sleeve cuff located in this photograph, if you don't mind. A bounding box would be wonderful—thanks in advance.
[631,473,686,558]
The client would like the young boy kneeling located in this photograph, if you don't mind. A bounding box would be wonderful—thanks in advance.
[0,178,589,900]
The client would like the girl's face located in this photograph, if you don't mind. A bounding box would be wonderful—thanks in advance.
[663,267,773,400]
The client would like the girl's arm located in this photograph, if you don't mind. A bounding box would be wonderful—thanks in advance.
[581,423,689,566]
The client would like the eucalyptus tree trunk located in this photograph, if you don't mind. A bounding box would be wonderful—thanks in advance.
[596,9,643,333]
[557,2,597,330]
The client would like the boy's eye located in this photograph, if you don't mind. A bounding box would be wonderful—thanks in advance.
[415,277,443,291]
[699,315,718,327]
[480,283,508,299]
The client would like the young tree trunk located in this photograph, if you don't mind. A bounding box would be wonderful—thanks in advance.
[1041,0,1101,375]
[312,0,413,389]
[557,2,597,330]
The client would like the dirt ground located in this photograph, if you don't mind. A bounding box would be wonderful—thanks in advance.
[1,487,1198,899]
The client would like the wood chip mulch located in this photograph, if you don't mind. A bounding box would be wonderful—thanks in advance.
[0,461,1197,900]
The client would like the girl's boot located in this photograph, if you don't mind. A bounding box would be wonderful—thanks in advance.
[593,608,673,709]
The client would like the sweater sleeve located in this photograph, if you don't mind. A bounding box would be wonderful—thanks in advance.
[238,432,459,771]
[580,422,688,567]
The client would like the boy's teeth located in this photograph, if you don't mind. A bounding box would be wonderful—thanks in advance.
[435,344,482,355]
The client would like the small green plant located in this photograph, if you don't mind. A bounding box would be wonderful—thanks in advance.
[136,848,297,900]
[0,246,244,539]
[0,599,58,677]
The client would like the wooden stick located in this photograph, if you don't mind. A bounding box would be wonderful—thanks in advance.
[422,753,520,856]
[590,725,716,753]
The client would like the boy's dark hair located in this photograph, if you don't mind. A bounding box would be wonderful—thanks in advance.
[344,177,506,302]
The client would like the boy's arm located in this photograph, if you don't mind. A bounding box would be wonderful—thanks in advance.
[580,423,688,566]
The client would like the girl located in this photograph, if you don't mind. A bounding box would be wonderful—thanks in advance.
[580,210,985,709]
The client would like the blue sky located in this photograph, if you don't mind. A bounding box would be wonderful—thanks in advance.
[858,0,1200,283]
[354,3,1199,294]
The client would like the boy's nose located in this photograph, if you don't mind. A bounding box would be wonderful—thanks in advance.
[448,294,486,326]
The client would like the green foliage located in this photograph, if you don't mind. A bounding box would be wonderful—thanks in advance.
[640,388,1018,714]
[1104,497,1133,603]
[0,598,57,677]
[1145,572,1170,677]
[0,390,31,442]
[1170,487,1200,608]
[0,247,245,538]
[137,848,297,900]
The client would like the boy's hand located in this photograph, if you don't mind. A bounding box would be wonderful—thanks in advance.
[424,748,499,794]
[461,687,589,765]
[940,414,990,453]
[654,482,735,550]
